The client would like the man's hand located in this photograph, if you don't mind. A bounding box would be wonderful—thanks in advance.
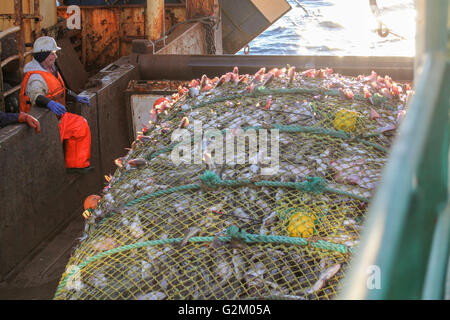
[77,95,90,106]
[18,112,40,133]
[47,100,66,116]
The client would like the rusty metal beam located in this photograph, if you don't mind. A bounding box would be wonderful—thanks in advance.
[3,84,21,97]
[146,0,164,41]
[0,14,40,19]
[0,54,19,68]
[0,39,4,112]
[135,54,414,81]
[14,0,24,76]
[34,0,41,38]
[186,0,214,19]
[0,26,21,40]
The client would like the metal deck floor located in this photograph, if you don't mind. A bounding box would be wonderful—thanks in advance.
[0,211,85,300]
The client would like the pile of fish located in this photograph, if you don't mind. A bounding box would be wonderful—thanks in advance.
[54,66,412,300]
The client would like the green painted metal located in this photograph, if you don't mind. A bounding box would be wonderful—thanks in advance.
[422,204,450,299]
[340,0,449,299]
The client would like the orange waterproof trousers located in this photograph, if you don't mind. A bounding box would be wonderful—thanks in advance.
[58,112,91,168]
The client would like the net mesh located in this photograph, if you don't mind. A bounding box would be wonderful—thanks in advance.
[54,67,412,300]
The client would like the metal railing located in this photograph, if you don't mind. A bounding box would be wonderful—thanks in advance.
[339,0,449,300]
[0,0,40,112]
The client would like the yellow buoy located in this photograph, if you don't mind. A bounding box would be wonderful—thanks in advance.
[333,108,358,132]
[287,211,317,238]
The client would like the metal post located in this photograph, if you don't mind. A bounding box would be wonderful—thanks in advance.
[34,0,41,38]
[14,0,24,77]
[146,0,164,42]
[0,39,4,112]
[187,0,214,19]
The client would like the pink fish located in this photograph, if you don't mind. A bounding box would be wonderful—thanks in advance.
[253,73,264,83]
[268,68,278,77]
[288,66,296,84]
[238,74,248,84]
[232,73,240,85]
[303,69,316,78]
[391,84,401,96]
[201,84,213,91]
[363,86,372,99]
[224,72,233,82]
[317,69,329,79]
[370,108,379,120]
[360,70,377,82]
[137,135,152,143]
[275,67,286,77]
[377,75,385,84]
[245,83,256,93]
[211,76,219,85]
[263,95,272,110]
[261,72,274,86]
[255,67,266,77]
[339,88,354,99]
[200,74,208,88]
[370,81,378,90]
[189,79,200,88]
[379,87,392,99]
[114,157,126,168]
[215,74,226,87]
[343,89,354,99]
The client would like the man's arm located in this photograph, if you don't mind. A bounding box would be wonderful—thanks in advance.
[25,74,49,107]
[67,89,90,106]
[25,74,66,116]
[0,111,40,133]
[0,111,19,128]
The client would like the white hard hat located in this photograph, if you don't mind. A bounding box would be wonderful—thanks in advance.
[33,36,61,53]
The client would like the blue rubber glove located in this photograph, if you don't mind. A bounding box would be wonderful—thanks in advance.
[77,95,90,106]
[47,100,66,116]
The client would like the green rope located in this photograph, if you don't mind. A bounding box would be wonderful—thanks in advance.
[255,176,327,194]
[323,187,370,203]
[55,228,352,297]
[125,184,201,207]
[97,172,368,228]
[197,171,367,201]
[200,170,251,188]
[144,123,387,163]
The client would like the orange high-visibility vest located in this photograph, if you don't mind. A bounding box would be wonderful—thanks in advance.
[19,70,66,113]
[19,69,91,168]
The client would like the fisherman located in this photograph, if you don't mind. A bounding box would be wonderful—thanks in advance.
[0,110,40,133]
[19,36,93,174]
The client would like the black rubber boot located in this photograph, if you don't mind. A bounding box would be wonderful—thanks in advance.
[66,166,95,174]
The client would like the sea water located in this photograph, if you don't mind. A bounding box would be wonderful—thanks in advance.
[237,0,416,56]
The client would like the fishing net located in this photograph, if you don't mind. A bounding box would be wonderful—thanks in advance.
[54,67,412,300]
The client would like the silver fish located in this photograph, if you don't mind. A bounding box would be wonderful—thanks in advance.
[178,226,201,248]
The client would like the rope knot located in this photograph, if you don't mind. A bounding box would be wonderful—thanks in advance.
[200,170,222,188]
[226,226,248,241]
[295,176,327,193]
